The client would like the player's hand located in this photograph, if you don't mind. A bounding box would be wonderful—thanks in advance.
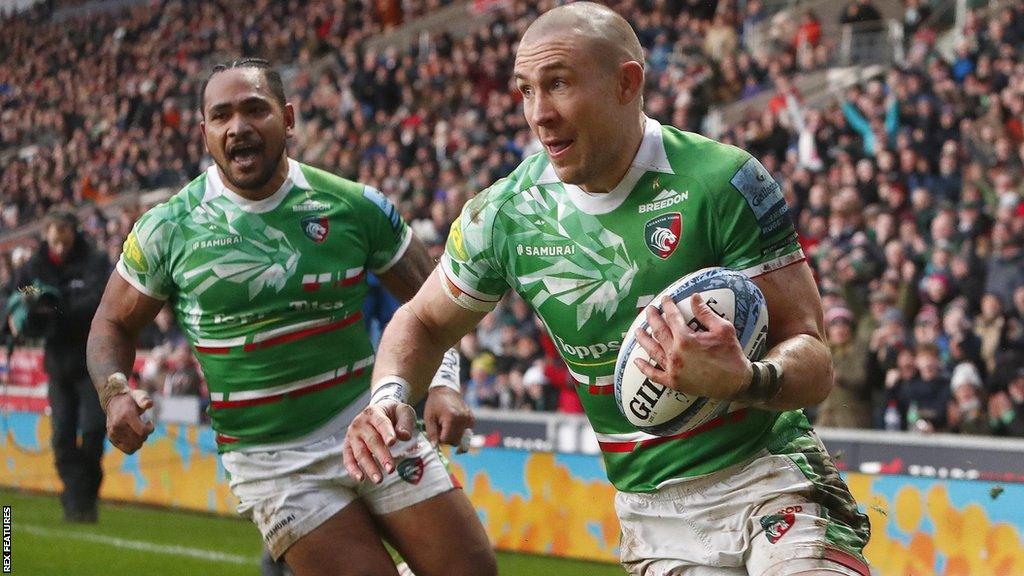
[343,400,417,484]
[634,293,753,400]
[106,389,154,454]
[423,387,474,448]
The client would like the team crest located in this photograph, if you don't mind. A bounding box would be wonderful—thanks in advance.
[397,456,425,485]
[301,215,329,243]
[644,213,682,259]
[760,513,795,544]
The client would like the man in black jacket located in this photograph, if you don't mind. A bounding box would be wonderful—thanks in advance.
[10,208,110,522]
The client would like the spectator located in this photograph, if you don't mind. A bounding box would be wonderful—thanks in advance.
[9,208,110,522]
[947,362,990,435]
[989,368,1024,437]
[893,343,951,432]
[817,307,873,428]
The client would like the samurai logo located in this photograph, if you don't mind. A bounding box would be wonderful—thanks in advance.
[760,513,795,544]
[644,213,682,259]
[301,215,329,243]
[397,456,425,485]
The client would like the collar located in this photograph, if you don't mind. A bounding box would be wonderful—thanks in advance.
[203,158,310,213]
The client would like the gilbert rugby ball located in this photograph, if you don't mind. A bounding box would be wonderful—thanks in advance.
[613,267,769,436]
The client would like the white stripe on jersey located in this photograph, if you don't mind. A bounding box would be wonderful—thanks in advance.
[739,249,805,278]
[373,228,413,274]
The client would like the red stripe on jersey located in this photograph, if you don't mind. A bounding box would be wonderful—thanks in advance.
[598,409,748,453]
[243,312,362,352]
[210,370,357,409]
[195,346,232,355]
[588,384,615,395]
[337,271,365,287]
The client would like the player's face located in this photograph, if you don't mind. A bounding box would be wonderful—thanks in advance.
[201,69,294,198]
[514,34,630,192]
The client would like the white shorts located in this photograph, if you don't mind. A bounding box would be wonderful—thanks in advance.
[222,428,456,560]
[616,436,870,576]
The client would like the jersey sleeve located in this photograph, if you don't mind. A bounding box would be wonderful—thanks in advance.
[116,208,175,300]
[438,187,511,312]
[357,185,412,273]
[714,153,804,277]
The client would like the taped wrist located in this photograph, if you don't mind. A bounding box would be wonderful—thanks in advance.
[370,376,411,405]
[100,372,131,413]
[428,348,461,393]
[734,360,784,404]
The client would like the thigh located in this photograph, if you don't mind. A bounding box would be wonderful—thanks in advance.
[376,489,496,576]
[360,434,495,576]
[222,435,362,560]
[283,499,398,576]
[615,464,757,576]
[745,434,871,576]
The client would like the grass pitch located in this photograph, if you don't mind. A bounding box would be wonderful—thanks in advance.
[1,489,624,575]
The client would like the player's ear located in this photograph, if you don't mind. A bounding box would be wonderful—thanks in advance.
[200,120,210,153]
[618,60,644,105]
[284,103,296,140]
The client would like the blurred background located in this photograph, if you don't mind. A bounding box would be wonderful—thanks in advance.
[1,0,1023,574]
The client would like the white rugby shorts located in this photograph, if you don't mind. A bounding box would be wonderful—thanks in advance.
[616,441,870,576]
[222,424,456,560]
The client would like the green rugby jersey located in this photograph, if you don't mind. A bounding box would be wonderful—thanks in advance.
[118,159,411,451]
[442,118,812,492]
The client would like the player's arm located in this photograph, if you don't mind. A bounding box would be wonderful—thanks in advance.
[747,262,832,409]
[375,233,434,301]
[375,235,472,446]
[637,150,830,409]
[87,273,164,454]
[343,270,487,483]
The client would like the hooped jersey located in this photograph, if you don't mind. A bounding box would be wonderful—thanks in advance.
[441,118,812,492]
[118,159,411,451]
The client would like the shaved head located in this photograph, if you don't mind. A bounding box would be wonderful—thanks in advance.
[521,2,644,74]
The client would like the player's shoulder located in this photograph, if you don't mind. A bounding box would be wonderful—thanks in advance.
[293,161,367,198]
[462,152,547,218]
[135,172,209,229]
[660,126,752,181]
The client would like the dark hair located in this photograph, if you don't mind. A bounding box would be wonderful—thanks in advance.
[199,58,286,115]
[45,207,78,230]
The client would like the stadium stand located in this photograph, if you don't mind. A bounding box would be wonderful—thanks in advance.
[1,0,1022,436]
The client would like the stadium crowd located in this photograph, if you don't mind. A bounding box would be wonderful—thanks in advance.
[1,0,1023,436]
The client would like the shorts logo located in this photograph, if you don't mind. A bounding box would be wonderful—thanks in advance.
[644,213,682,259]
[264,513,296,542]
[301,216,329,243]
[397,456,425,485]
[760,513,795,544]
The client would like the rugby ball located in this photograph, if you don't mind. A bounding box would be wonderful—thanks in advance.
[613,267,769,436]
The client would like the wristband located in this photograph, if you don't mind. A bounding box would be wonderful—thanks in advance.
[100,372,131,413]
[733,360,783,404]
[428,348,462,393]
[370,376,412,406]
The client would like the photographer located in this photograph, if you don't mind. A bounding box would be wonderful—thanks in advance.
[9,208,110,522]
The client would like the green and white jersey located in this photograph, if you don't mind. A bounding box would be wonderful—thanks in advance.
[442,118,811,492]
[118,159,411,452]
